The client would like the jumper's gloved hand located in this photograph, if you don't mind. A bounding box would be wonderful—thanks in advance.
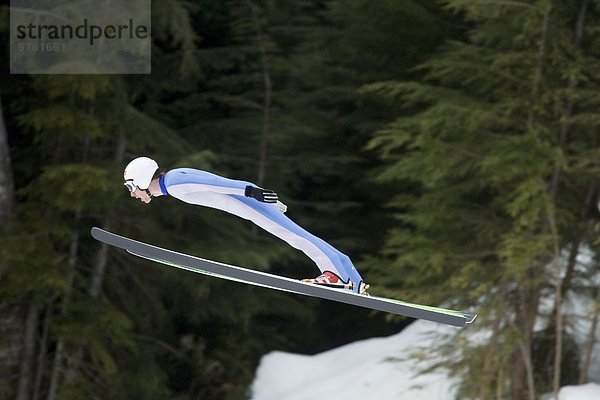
[275,200,288,213]
[245,185,279,203]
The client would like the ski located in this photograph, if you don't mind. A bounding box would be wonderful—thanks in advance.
[91,227,477,327]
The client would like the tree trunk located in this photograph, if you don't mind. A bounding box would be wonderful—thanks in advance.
[510,6,552,400]
[549,206,562,399]
[578,286,599,384]
[480,283,508,399]
[246,1,271,334]
[33,306,52,400]
[0,90,20,399]
[63,134,127,383]
[0,93,15,227]
[549,2,589,396]
[512,279,542,400]
[46,221,80,400]
[527,6,550,126]
[247,0,271,187]
[549,182,594,395]
[88,134,126,299]
[47,117,95,399]
[16,305,39,400]
[519,336,536,400]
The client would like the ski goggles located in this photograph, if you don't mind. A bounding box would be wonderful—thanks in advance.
[124,180,137,192]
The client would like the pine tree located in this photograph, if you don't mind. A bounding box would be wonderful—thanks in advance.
[0,2,199,398]
[366,1,600,398]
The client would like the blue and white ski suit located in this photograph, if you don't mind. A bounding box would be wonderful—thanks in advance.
[158,168,364,291]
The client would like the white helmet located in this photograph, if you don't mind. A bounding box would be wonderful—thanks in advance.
[123,157,159,191]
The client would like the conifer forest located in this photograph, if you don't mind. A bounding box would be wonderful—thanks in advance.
[0,1,599,399]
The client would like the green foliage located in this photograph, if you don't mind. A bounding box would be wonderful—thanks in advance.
[22,164,112,212]
[3,1,597,399]
[153,0,200,78]
[53,298,136,374]
[367,0,600,398]
[0,226,69,303]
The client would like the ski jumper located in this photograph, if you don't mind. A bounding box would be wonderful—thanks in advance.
[159,168,364,292]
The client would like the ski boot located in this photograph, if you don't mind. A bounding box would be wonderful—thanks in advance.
[303,272,370,295]
[302,271,353,290]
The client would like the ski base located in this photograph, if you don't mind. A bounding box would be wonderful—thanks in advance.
[91,228,476,327]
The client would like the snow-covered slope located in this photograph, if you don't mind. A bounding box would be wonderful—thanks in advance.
[558,383,600,400]
[250,320,459,400]
[250,318,600,400]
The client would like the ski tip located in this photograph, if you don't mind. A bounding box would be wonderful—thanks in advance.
[90,227,112,242]
[90,227,102,239]
[465,313,477,324]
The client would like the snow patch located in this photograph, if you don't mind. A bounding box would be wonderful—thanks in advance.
[558,383,600,400]
[251,317,600,400]
[250,320,460,400]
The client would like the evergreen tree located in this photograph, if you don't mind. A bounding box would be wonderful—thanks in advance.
[6,1,596,399]
[0,1,202,398]
[366,1,600,398]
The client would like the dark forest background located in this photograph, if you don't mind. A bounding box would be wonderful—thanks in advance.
[0,1,599,399]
